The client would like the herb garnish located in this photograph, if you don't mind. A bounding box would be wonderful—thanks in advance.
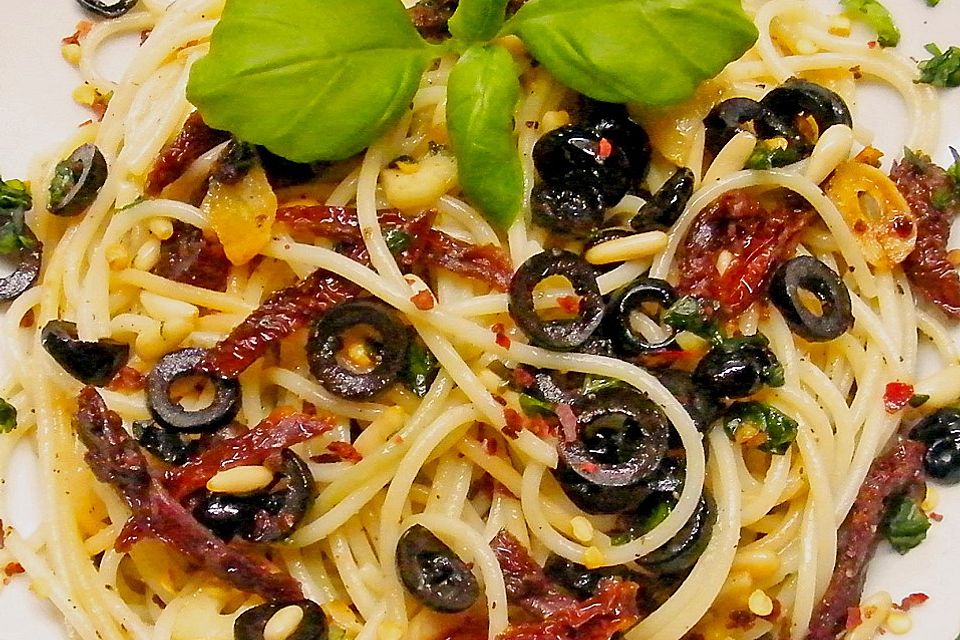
[840,0,900,47]
[724,401,798,454]
[0,178,35,254]
[881,494,930,554]
[917,43,960,87]
[187,0,758,229]
[0,398,18,434]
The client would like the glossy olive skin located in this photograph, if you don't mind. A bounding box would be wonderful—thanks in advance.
[654,369,722,433]
[603,277,678,355]
[41,319,129,386]
[769,256,853,342]
[509,249,605,351]
[703,97,769,156]
[234,600,328,640]
[530,182,606,236]
[75,0,137,18]
[146,347,241,432]
[532,125,633,206]
[396,525,479,613]
[638,494,715,575]
[307,300,409,400]
[757,78,853,141]
[631,168,695,232]
[692,340,780,399]
[193,493,263,540]
[581,100,652,180]
[48,144,108,217]
[543,554,635,599]
[910,408,960,445]
[910,408,960,484]
[133,420,194,465]
[555,390,669,514]
[0,226,42,301]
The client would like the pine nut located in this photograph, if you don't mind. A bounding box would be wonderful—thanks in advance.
[262,605,304,640]
[748,589,774,616]
[584,231,668,265]
[570,516,594,543]
[206,465,274,494]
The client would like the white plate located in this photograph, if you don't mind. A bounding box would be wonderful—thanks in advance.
[1,1,959,638]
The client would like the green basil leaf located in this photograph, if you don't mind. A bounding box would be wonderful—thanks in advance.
[724,401,798,455]
[504,0,757,105]
[881,494,930,554]
[449,0,511,43]
[840,0,900,47]
[0,177,31,212]
[918,43,960,88]
[187,0,436,162]
[0,398,17,434]
[446,45,523,229]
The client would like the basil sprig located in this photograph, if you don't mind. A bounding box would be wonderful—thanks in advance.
[188,0,758,229]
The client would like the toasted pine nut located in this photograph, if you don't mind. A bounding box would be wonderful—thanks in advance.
[206,465,274,494]
[584,231,668,265]
[263,605,304,640]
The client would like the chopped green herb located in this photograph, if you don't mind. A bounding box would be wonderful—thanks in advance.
[519,393,554,416]
[882,494,930,554]
[611,501,672,545]
[0,178,31,211]
[724,401,799,454]
[947,146,960,187]
[909,394,931,408]
[840,0,900,47]
[0,398,17,434]
[717,334,785,388]
[745,138,801,170]
[926,0,940,6]
[0,178,35,255]
[917,43,960,87]
[401,338,438,398]
[383,227,412,254]
[663,295,723,345]
[581,375,623,396]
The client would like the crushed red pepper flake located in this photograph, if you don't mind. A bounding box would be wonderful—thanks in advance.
[726,609,756,630]
[557,295,582,314]
[896,593,929,611]
[62,21,93,46]
[3,562,24,577]
[503,408,524,439]
[410,289,435,310]
[883,382,914,414]
[107,366,146,392]
[325,441,363,463]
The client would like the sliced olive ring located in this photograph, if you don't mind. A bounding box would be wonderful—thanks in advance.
[147,347,240,432]
[556,390,670,514]
[910,408,960,446]
[41,320,129,386]
[703,97,769,156]
[757,78,852,142]
[234,600,328,640]
[509,249,605,351]
[396,524,479,613]
[639,493,715,575]
[631,168,695,232]
[133,419,194,465]
[530,182,606,236]
[692,339,781,400]
[48,144,108,217]
[654,369,721,433]
[604,277,678,355]
[307,300,409,400]
[769,256,853,342]
[0,226,42,301]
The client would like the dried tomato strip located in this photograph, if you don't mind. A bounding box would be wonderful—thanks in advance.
[198,268,361,377]
[164,408,334,500]
[145,111,230,196]
[804,440,925,640]
[491,530,577,618]
[75,387,302,602]
[152,220,231,292]
[890,153,960,317]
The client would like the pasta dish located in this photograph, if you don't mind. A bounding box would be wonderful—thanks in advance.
[1,0,959,639]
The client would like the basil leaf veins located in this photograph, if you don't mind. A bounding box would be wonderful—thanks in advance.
[446,45,523,229]
[187,0,437,162]
[449,0,511,44]
[503,0,758,105]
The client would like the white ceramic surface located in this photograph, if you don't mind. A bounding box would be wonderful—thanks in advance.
[0,0,959,638]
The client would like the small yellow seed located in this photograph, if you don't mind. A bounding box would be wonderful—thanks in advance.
[584,231,668,265]
[828,15,852,36]
[105,244,130,270]
[540,110,571,134]
[921,485,938,512]
[72,83,97,106]
[149,217,174,240]
[206,465,275,494]
[885,610,912,635]
[582,546,605,570]
[494,35,526,58]
[262,605,304,640]
[61,43,81,65]
[748,589,774,617]
[570,516,594,543]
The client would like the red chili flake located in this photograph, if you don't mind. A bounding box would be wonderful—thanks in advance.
[301,402,317,416]
[139,29,152,44]
[19,310,34,328]
[579,462,599,474]
[503,408,524,439]
[512,366,536,389]
[868,40,878,48]
[557,295,582,314]
[62,21,93,46]
[556,403,578,443]
[726,609,755,630]
[929,511,944,522]
[529,415,552,439]
[394,435,405,444]
[597,137,614,160]
[845,607,863,631]
[326,441,363,463]
[897,593,929,611]
[884,382,915,414]
[3,562,24,577]
[492,322,511,349]
[891,216,915,238]
[107,366,146,392]
[410,289,435,310]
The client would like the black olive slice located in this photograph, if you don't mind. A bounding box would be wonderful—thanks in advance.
[41,320,129,386]
[248,450,316,543]
[692,338,781,400]
[530,182,606,236]
[769,256,853,342]
[307,300,409,400]
[396,524,479,613]
[147,347,240,432]
[604,277,678,355]
[193,492,264,540]
[703,97,768,156]
[48,144,108,217]
[556,390,670,514]
[923,437,960,484]
[582,100,652,183]
[654,369,722,433]
[133,419,194,465]
[234,600,328,640]
[532,125,633,206]
[910,408,960,446]
[631,168,695,232]
[757,78,853,142]
[509,249,605,351]
[639,494,715,574]
[0,226,42,301]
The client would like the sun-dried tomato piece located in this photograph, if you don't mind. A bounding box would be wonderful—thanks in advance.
[145,112,230,196]
[199,268,361,377]
[677,190,813,317]
[804,440,925,640]
[491,530,577,618]
[152,221,231,291]
[890,152,960,317]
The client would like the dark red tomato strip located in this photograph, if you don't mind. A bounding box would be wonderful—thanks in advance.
[804,440,925,640]
[199,268,361,377]
[890,153,960,317]
[491,529,577,618]
[164,408,334,500]
[677,190,813,317]
[145,112,229,196]
[152,220,231,292]
[75,387,302,602]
